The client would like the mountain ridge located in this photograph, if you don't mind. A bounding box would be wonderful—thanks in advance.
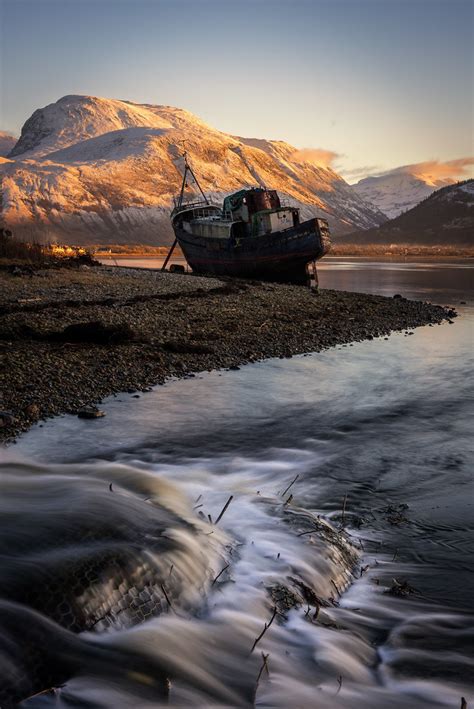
[352,161,474,219]
[342,179,474,246]
[1,95,386,245]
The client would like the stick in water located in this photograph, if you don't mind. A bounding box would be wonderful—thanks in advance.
[254,653,270,702]
[281,474,299,498]
[251,607,278,653]
[212,563,230,586]
[341,492,348,525]
[256,652,270,684]
[215,495,234,525]
[160,584,173,610]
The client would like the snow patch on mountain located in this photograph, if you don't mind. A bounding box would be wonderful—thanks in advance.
[353,166,464,219]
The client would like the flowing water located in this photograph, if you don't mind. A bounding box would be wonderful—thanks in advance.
[2,258,473,708]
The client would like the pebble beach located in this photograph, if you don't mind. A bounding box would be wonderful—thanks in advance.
[0,265,455,442]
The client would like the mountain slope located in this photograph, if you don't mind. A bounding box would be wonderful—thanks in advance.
[1,95,386,245]
[353,168,457,219]
[343,180,474,245]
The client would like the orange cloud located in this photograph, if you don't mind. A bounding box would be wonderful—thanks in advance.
[290,148,341,169]
[344,157,474,185]
[397,157,474,185]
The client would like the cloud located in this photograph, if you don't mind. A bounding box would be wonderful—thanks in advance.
[339,164,384,182]
[347,157,474,185]
[390,157,474,185]
[290,148,342,169]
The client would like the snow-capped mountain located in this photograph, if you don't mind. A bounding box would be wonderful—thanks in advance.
[345,179,474,246]
[0,131,17,157]
[352,167,459,219]
[1,95,386,245]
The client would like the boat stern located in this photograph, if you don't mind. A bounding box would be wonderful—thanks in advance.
[316,218,332,255]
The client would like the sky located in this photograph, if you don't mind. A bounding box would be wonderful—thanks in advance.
[0,0,472,182]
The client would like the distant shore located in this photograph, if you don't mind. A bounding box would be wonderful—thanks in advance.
[0,265,456,442]
[95,244,474,259]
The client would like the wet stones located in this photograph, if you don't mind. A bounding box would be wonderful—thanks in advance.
[23,403,40,420]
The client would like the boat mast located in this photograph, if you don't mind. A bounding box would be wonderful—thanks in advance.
[162,152,210,273]
[177,151,210,207]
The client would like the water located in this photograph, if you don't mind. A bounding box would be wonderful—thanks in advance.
[2,259,473,707]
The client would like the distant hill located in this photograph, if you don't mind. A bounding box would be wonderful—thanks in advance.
[0,131,17,158]
[342,180,474,246]
[0,95,386,245]
[353,166,460,219]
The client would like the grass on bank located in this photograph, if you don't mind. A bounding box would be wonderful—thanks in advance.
[0,230,99,268]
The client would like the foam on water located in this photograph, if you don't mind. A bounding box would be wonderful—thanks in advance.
[3,258,473,707]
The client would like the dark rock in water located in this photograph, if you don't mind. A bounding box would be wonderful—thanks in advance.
[269,583,303,617]
[0,411,15,428]
[229,365,240,371]
[77,407,106,419]
[385,578,417,597]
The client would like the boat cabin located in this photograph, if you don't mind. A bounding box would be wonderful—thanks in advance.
[223,187,300,237]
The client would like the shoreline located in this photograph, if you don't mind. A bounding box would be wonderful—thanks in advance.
[97,249,474,260]
[0,265,456,443]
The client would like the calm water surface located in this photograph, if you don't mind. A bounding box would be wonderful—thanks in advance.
[7,259,474,707]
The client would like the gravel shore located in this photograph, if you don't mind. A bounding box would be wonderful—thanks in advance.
[0,265,455,442]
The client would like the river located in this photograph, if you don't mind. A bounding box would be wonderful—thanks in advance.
[2,258,473,707]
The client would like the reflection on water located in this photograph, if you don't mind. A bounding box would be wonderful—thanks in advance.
[102,255,473,303]
[5,260,474,707]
